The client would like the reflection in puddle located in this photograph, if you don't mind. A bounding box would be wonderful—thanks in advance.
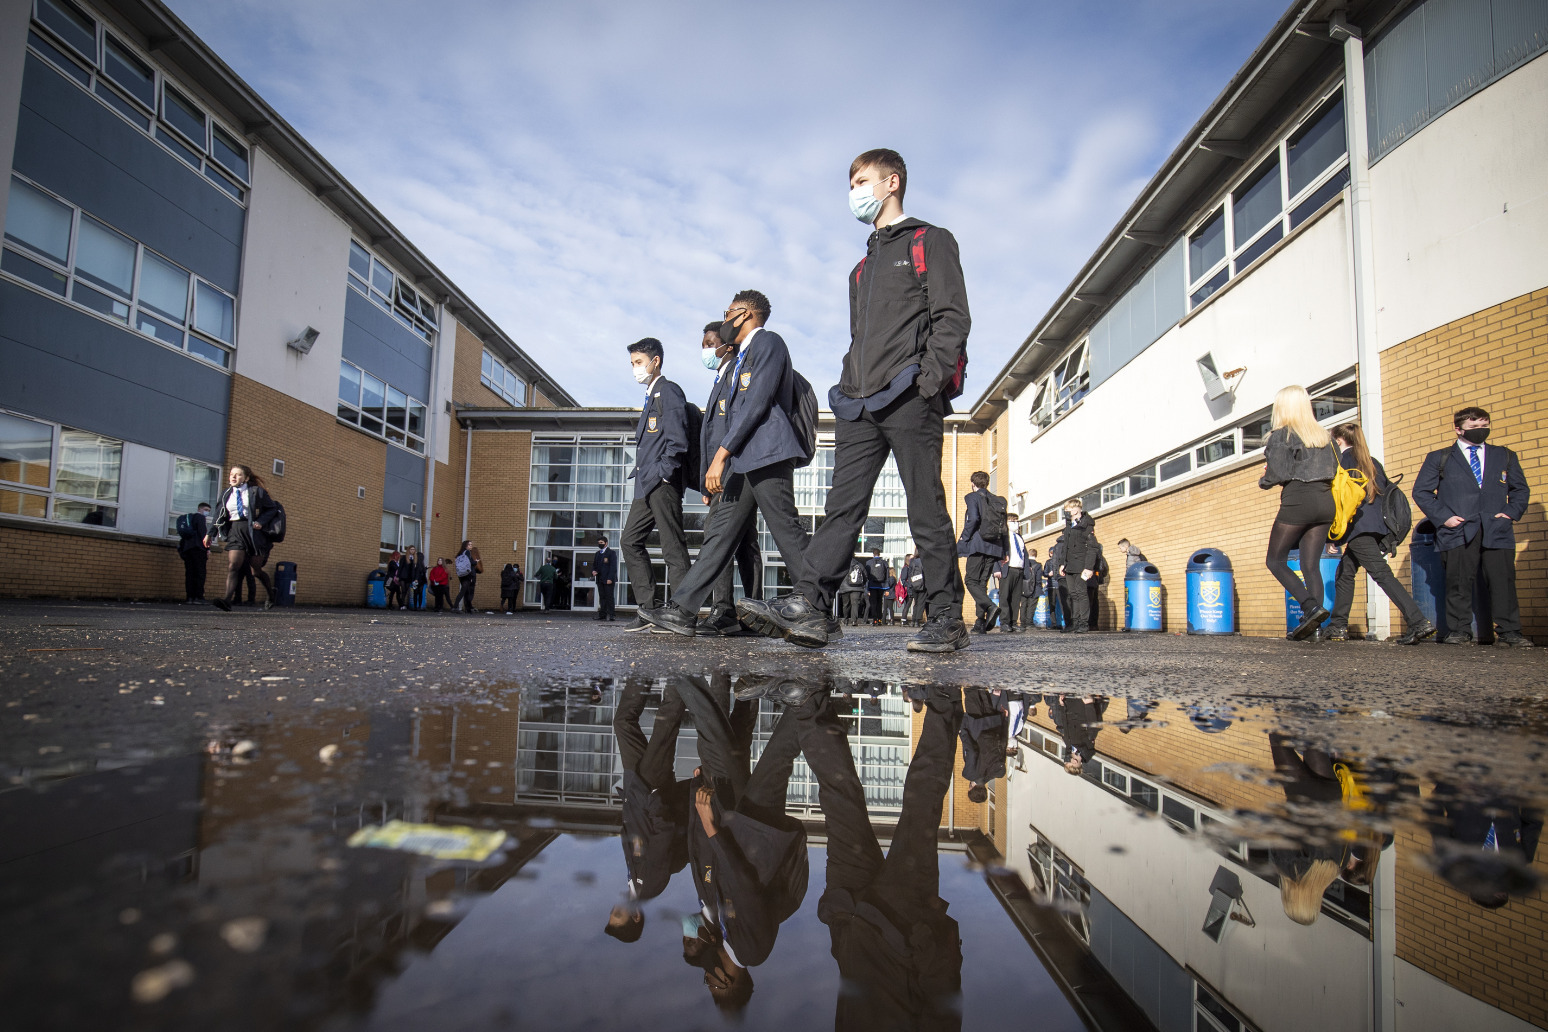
[1,678,1542,1030]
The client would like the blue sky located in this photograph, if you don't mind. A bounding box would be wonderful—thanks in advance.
[168,0,1288,408]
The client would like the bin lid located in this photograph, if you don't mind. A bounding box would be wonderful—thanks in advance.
[1185,547,1232,572]
[367,569,386,581]
[1125,561,1161,581]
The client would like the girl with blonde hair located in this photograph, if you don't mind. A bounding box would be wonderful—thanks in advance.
[1259,386,1338,640]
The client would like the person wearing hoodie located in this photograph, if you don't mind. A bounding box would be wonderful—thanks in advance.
[1055,499,1098,634]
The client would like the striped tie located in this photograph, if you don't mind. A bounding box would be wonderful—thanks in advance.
[1468,446,1482,487]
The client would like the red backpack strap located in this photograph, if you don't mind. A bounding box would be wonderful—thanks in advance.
[854,256,866,286]
[910,227,928,279]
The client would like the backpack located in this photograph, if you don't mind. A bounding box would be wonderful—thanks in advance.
[263,498,287,544]
[789,371,819,466]
[1380,472,1413,553]
[1328,465,1369,540]
[454,552,473,577]
[176,512,197,538]
[853,226,969,401]
[848,563,865,587]
[683,401,704,494]
[977,489,1008,544]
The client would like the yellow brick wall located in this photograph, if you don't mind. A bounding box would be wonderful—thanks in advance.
[1379,286,1548,638]
[462,430,533,595]
[0,523,198,600]
[944,424,992,624]
[452,319,515,410]
[428,457,461,564]
[225,374,387,605]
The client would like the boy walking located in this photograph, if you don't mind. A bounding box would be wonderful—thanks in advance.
[741,149,970,651]
[620,338,692,628]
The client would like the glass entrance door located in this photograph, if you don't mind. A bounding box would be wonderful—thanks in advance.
[571,549,597,610]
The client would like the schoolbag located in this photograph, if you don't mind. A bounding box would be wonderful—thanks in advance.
[789,371,819,466]
[852,226,969,402]
[1328,465,1369,540]
[847,563,865,586]
[977,489,1008,544]
[176,512,197,538]
[454,552,473,577]
[683,401,704,494]
[1380,472,1413,553]
[264,499,287,544]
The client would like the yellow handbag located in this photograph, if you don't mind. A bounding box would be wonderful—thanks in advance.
[1328,466,1369,540]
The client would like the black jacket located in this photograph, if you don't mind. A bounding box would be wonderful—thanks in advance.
[621,770,690,902]
[1045,695,1109,763]
[211,485,277,547]
[593,547,618,583]
[630,376,689,493]
[865,556,890,588]
[396,556,423,584]
[720,328,810,474]
[176,511,207,556]
[1260,428,1338,487]
[904,556,925,591]
[1020,563,1043,598]
[956,488,1006,559]
[841,218,970,403]
[959,689,1007,784]
[1057,513,1098,574]
[840,558,868,594]
[1413,442,1529,551]
[499,564,519,595]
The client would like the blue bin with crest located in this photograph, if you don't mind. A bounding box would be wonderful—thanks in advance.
[1124,562,1163,631]
[1185,549,1234,634]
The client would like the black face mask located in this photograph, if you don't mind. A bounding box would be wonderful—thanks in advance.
[1461,427,1490,445]
[718,314,742,346]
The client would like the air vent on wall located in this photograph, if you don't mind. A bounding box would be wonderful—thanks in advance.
[272,459,285,476]
[357,486,366,499]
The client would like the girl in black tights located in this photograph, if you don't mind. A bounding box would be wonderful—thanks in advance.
[206,465,277,612]
[1259,386,1338,640]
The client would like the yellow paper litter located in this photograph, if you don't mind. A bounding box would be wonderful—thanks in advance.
[346,821,506,861]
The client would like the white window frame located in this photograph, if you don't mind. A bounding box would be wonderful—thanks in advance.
[0,408,126,529]
[480,348,528,406]
[380,511,422,567]
[2,173,237,367]
[348,239,437,344]
[27,0,250,202]
[165,455,221,536]
[1027,339,1089,438]
[336,358,427,454]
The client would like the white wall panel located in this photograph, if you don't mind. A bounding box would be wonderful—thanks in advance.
[233,147,350,414]
[116,440,172,539]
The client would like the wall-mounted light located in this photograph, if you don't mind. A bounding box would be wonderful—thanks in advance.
[1202,866,1255,942]
[1197,352,1247,400]
[286,326,320,355]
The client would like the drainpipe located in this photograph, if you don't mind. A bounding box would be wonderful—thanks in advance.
[1336,12,1391,642]
[422,337,441,558]
[460,424,472,544]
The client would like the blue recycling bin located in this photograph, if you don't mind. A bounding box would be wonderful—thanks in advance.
[1186,548,1235,634]
[1033,594,1051,628]
[272,561,297,606]
[1284,547,1341,633]
[366,569,387,608]
[1125,562,1163,631]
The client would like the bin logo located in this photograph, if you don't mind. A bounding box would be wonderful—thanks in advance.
[1199,581,1222,607]
[1148,586,1161,607]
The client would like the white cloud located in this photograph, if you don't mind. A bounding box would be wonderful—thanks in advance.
[171,0,1286,406]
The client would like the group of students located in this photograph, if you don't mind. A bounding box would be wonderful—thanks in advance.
[379,543,507,613]
[837,549,922,626]
[617,147,974,653]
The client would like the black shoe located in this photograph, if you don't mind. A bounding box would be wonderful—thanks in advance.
[970,620,988,635]
[734,674,824,706]
[640,602,697,636]
[908,616,970,653]
[263,599,275,611]
[1288,605,1329,641]
[623,613,654,631]
[1072,627,1091,634]
[826,617,844,641]
[740,594,828,648]
[697,607,743,636]
[1325,624,1349,642]
[1440,632,1473,645]
[212,598,231,612]
[983,604,1000,630]
[1497,632,1535,648]
[1394,618,1437,645]
[1002,625,1019,634]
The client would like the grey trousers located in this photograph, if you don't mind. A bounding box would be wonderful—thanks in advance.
[621,482,690,609]
[707,489,764,612]
[672,462,808,613]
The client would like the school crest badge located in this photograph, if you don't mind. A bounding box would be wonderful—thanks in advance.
[718,399,727,415]
[739,371,751,389]
[647,415,658,432]
[1200,581,1221,606]
[1148,586,1161,607]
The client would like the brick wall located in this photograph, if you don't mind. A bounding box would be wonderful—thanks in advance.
[944,424,991,624]
[225,374,387,606]
[1379,286,1548,639]
[0,521,197,600]
[452,320,514,410]
[461,430,533,597]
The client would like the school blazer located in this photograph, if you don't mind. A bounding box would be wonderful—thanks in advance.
[1413,443,1529,551]
[720,329,809,474]
[631,377,688,493]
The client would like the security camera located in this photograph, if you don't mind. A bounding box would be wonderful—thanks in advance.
[286,326,320,355]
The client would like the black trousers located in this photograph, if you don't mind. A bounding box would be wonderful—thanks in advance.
[1000,567,1023,627]
[597,580,616,620]
[1087,581,1100,630]
[621,482,690,610]
[674,674,758,806]
[707,489,765,612]
[1064,574,1090,630]
[181,549,206,600]
[1442,534,1521,636]
[1018,593,1037,628]
[1331,533,1424,629]
[672,463,807,613]
[964,555,997,624]
[454,574,476,611]
[431,584,449,610]
[773,690,875,884]
[906,590,926,623]
[614,681,686,790]
[867,588,885,620]
[797,386,962,619]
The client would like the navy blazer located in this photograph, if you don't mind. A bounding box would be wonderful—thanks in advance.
[959,690,1007,783]
[631,376,689,493]
[593,547,617,582]
[620,770,690,902]
[701,359,738,486]
[720,328,810,474]
[956,489,1007,559]
[1413,442,1529,551]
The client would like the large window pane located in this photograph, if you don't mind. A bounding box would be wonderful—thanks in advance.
[1159,453,1191,481]
[138,250,189,321]
[5,178,72,263]
[370,259,393,297]
[1129,465,1157,494]
[72,280,129,322]
[1288,92,1346,196]
[349,241,371,280]
[186,336,228,367]
[171,457,219,514]
[1290,166,1350,228]
[36,0,95,61]
[1231,156,1282,244]
[1234,222,1283,270]
[54,499,116,526]
[194,280,233,342]
[1188,208,1226,282]
[162,85,206,148]
[360,373,385,434]
[407,401,425,439]
[103,35,155,109]
[211,125,250,182]
[75,215,135,297]
[135,309,183,347]
[0,413,53,487]
[338,361,361,407]
[1,248,67,294]
[55,430,120,502]
[385,385,407,431]
[0,488,48,519]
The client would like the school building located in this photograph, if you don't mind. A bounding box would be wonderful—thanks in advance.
[962,0,1548,639]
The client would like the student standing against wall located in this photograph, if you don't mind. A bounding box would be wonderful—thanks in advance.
[453,540,483,613]
[593,535,618,622]
[1000,515,1029,634]
[1259,386,1338,642]
[1018,545,1042,631]
[1055,499,1098,634]
[177,502,211,605]
[621,338,692,629]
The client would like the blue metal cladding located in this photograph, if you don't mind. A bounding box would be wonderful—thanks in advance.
[1367,0,1548,163]
[0,279,228,463]
[12,54,244,293]
[341,288,432,403]
[383,441,425,516]
[1087,237,1186,391]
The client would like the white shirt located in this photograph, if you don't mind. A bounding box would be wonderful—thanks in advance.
[224,485,251,519]
[1455,438,1486,481]
[1008,532,1026,569]
[877,211,910,229]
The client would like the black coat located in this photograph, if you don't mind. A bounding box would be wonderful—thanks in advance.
[958,689,1007,784]
[904,556,926,592]
[1020,563,1043,598]
[397,556,423,584]
[211,485,277,550]
[1057,513,1098,574]
[840,558,869,595]
[956,489,1006,559]
[701,357,738,486]
[1045,695,1108,763]
[620,771,690,902]
[1413,442,1529,551]
[1260,428,1338,487]
[176,511,207,556]
[593,547,618,583]
[499,565,519,595]
[865,556,890,588]
[631,376,689,493]
[720,328,811,474]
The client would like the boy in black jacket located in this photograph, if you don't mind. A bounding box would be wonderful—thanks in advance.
[621,337,692,628]
[641,292,815,637]
[743,148,970,652]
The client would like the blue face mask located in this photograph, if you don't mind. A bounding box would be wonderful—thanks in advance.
[849,182,884,224]
[701,347,723,371]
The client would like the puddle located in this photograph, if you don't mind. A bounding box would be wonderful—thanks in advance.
[1,674,1543,1031]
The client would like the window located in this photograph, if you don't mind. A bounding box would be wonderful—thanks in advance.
[1187,88,1348,309]
[1159,452,1191,482]
[27,4,249,200]
[336,359,425,454]
[0,412,53,519]
[1311,380,1357,422]
[347,240,437,343]
[481,348,527,406]
[51,428,121,526]
[1195,433,1237,467]
[1027,340,1089,436]
[1,176,236,366]
[1028,381,1052,431]
[1081,489,1101,513]
[167,457,219,534]
[1100,479,1126,506]
[1042,508,1060,528]
[1129,778,1159,812]
[1128,465,1157,495]
[380,512,421,567]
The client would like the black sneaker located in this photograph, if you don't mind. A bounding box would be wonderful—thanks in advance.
[1288,605,1328,641]
[697,607,743,636]
[1497,632,1535,648]
[983,604,1000,630]
[623,613,655,631]
[734,674,824,706]
[1394,618,1437,645]
[1325,625,1349,642]
[641,602,698,636]
[212,598,231,612]
[908,616,970,653]
[1440,632,1473,645]
[826,617,844,641]
[743,594,829,649]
